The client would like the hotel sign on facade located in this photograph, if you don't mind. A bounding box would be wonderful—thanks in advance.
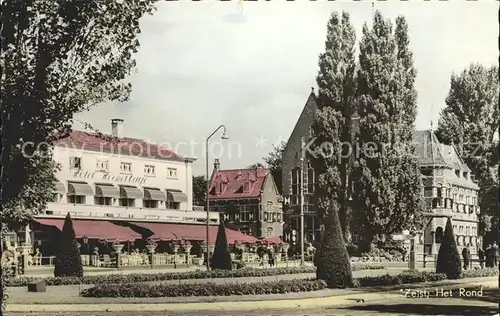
[72,170,148,186]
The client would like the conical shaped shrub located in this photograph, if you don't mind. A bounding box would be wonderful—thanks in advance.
[316,207,353,288]
[210,217,232,270]
[436,218,461,279]
[54,213,83,277]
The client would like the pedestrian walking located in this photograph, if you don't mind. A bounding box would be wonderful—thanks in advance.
[267,246,276,267]
[478,247,485,269]
[485,244,493,268]
[462,244,471,270]
[492,242,499,267]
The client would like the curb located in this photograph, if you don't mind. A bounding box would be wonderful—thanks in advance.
[5,278,497,312]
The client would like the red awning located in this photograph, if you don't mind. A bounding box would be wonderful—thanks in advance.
[34,218,141,242]
[130,222,257,244]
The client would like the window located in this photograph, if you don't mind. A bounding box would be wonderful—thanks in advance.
[70,157,81,169]
[96,159,109,172]
[455,170,460,177]
[435,227,444,243]
[166,201,180,209]
[463,172,468,179]
[120,162,132,173]
[266,227,274,237]
[240,209,252,222]
[437,188,442,197]
[143,200,158,208]
[291,169,298,184]
[421,169,433,176]
[240,227,251,235]
[243,181,250,192]
[94,197,112,206]
[277,213,282,222]
[119,198,135,207]
[68,195,85,204]
[144,165,156,177]
[167,168,178,178]
[308,168,315,193]
[266,201,273,212]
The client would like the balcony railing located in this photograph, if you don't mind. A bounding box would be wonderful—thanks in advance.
[38,202,220,224]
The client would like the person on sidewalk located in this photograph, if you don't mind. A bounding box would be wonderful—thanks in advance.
[485,244,493,268]
[492,241,499,267]
[462,244,470,270]
[478,247,485,269]
[267,246,276,267]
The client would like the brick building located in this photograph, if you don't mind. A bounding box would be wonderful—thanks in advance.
[282,90,481,257]
[208,159,283,238]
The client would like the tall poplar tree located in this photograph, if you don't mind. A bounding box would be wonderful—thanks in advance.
[310,11,357,240]
[352,11,424,251]
[435,64,499,241]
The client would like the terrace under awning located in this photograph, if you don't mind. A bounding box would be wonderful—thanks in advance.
[34,218,141,242]
[129,222,257,244]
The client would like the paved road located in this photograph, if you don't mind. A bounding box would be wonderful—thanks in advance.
[7,287,499,316]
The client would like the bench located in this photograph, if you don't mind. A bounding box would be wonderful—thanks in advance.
[27,279,46,292]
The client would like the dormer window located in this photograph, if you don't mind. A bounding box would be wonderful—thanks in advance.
[219,183,224,194]
[455,170,460,177]
[463,171,468,180]
[243,181,250,192]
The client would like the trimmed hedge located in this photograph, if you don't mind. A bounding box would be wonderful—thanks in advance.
[5,264,385,287]
[81,279,327,297]
[355,272,447,288]
[461,267,498,278]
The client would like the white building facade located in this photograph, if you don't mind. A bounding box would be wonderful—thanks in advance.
[17,120,225,258]
[38,119,218,225]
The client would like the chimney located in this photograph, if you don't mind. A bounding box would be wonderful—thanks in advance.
[111,118,124,137]
[214,158,220,171]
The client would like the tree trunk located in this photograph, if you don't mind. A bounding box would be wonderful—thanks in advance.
[358,235,374,254]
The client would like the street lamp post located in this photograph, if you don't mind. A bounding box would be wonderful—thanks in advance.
[300,137,305,266]
[206,125,229,271]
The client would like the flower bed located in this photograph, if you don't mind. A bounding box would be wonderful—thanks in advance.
[80,279,327,297]
[81,269,495,298]
[6,264,384,287]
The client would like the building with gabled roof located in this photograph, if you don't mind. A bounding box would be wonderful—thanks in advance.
[282,91,481,261]
[208,159,283,238]
[414,129,481,258]
[13,119,257,268]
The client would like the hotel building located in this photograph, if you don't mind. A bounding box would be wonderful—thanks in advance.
[17,119,254,261]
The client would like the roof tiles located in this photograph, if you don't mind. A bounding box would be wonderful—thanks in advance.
[56,130,180,160]
[209,168,268,199]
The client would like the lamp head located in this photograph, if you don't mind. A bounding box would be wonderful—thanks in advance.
[221,132,229,140]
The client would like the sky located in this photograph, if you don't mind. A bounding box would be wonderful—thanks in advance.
[76,1,498,176]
